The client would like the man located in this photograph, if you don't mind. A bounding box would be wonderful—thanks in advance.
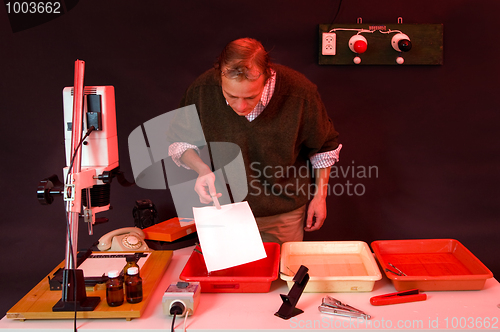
[169,38,341,244]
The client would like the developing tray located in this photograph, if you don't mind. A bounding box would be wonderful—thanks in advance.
[371,239,493,291]
[179,242,280,293]
[280,241,382,292]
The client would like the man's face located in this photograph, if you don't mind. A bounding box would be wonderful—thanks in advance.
[221,74,266,116]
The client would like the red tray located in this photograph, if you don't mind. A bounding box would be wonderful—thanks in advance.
[371,239,493,291]
[179,242,280,293]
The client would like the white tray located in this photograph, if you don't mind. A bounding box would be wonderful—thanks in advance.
[280,241,382,292]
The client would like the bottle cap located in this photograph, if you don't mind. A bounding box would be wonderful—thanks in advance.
[108,270,120,278]
[126,255,136,262]
[127,267,139,275]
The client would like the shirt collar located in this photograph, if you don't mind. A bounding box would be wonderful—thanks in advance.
[259,68,276,107]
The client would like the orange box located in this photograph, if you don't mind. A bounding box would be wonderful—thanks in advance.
[143,217,196,242]
[371,239,493,291]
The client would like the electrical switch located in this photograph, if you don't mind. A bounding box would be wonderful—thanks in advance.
[391,33,412,52]
[348,35,367,54]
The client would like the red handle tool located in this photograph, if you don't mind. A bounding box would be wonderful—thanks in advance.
[370,289,427,306]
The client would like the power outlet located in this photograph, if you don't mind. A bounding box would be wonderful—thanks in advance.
[322,32,336,55]
[162,282,201,317]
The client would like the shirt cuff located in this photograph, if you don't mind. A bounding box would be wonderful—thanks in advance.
[310,144,343,169]
[168,142,200,169]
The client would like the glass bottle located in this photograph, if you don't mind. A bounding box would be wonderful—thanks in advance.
[106,270,124,307]
[122,255,140,278]
[125,266,143,304]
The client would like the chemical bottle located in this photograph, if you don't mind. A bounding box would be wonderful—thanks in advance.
[125,266,143,303]
[106,270,124,307]
[122,255,140,278]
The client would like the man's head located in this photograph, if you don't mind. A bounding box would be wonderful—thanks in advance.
[215,38,272,116]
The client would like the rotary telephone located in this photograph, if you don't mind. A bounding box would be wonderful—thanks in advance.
[97,227,149,251]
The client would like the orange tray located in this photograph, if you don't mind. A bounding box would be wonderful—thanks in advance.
[371,239,493,291]
[179,242,280,293]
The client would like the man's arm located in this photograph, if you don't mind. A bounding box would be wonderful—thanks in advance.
[305,167,331,231]
[180,149,221,204]
[305,144,342,231]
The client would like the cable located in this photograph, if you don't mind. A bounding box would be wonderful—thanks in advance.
[329,0,343,25]
[170,302,186,332]
[62,125,95,332]
[326,0,344,35]
[60,204,79,332]
[379,29,403,35]
[183,309,192,332]
[64,124,96,290]
[171,313,176,332]
[65,125,96,183]
[328,27,405,36]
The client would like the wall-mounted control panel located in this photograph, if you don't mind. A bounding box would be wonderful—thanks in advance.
[318,23,443,65]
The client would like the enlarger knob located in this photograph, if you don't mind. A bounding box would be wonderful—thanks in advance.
[37,175,63,205]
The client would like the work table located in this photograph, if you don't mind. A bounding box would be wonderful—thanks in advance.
[1,245,499,331]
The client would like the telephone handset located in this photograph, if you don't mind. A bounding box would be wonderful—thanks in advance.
[97,227,150,251]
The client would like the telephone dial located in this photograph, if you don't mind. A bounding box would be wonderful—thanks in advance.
[97,227,150,251]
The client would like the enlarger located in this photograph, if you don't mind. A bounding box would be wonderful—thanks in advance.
[36,60,128,312]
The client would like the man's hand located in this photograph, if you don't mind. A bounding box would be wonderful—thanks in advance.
[181,149,221,205]
[304,167,330,232]
[305,195,327,231]
[194,171,222,204]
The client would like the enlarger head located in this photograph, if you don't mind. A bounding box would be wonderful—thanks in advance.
[62,86,119,174]
[62,86,119,229]
[38,85,121,231]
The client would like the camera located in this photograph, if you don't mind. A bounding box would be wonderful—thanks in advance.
[132,199,159,229]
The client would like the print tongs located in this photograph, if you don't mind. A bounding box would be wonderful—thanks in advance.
[318,296,371,320]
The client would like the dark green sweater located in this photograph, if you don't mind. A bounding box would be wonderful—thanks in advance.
[177,64,339,217]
